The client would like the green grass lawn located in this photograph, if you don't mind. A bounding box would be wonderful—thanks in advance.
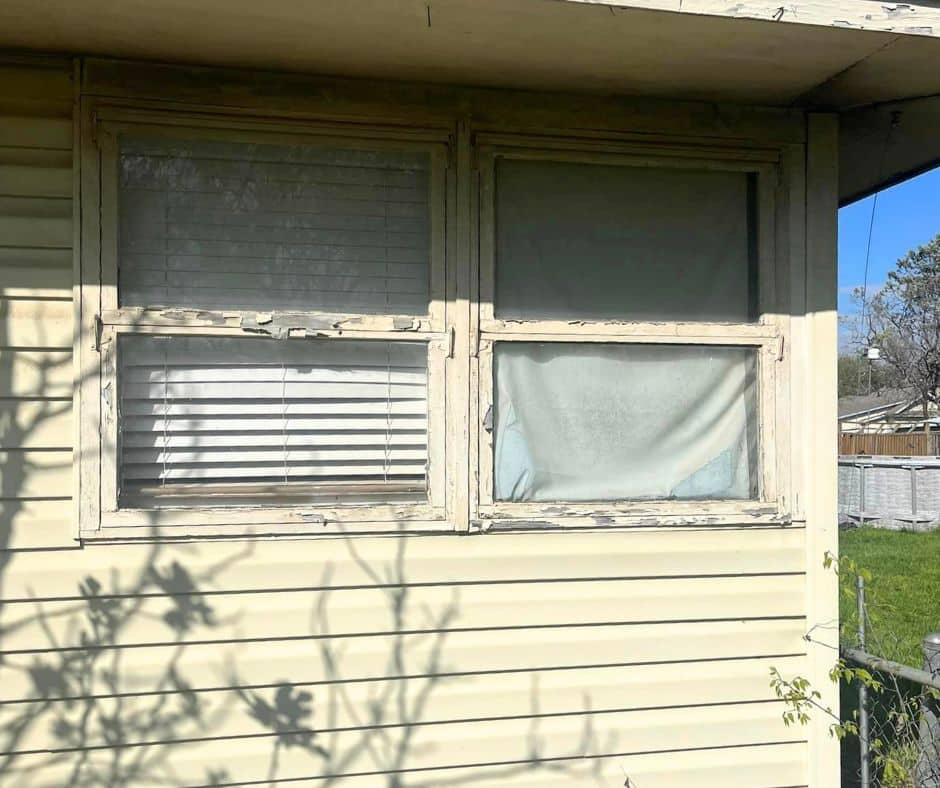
[839,526,940,666]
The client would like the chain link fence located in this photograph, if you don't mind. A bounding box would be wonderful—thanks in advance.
[841,576,940,788]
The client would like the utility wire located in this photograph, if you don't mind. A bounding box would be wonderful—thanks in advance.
[856,111,902,393]
[859,110,903,335]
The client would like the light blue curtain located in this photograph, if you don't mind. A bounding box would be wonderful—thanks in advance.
[494,343,758,502]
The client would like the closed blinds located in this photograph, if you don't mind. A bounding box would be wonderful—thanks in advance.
[117,137,431,314]
[118,335,428,506]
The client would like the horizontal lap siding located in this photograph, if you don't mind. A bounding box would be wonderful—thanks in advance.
[1,527,808,786]
[0,61,811,787]
[0,64,74,557]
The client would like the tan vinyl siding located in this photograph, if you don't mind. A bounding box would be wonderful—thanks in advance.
[0,528,808,786]
[0,59,830,787]
[0,61,74,554]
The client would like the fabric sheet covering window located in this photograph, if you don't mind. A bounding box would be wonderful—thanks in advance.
[117,137,431,314]
[494,343,759,502]
[118,335,428,507]
[495,159,756,322]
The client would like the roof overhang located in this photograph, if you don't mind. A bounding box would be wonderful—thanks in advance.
[839,96,940,205]
[2,0,939,199]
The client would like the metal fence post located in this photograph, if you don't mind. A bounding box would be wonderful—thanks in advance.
[859,463,868,525]
[858,576,870,788]
[920,633,940,787]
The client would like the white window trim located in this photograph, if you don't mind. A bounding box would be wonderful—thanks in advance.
[78,102,455,539]
[470,138,791,528]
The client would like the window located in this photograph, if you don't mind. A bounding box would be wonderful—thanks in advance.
[117,335,429,508]
[475,140,786,524]
[83,112,450,535]
[80,109,789,537]
[116,137,433,315]
[493,158,758,322]
[492,343,759,503]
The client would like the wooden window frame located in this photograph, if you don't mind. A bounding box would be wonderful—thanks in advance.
[75,100,795,539]
[78,102,454,539]
[471,137,791,529]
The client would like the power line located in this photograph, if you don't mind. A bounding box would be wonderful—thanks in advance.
[859,110,902,341]
[856,110,901,394]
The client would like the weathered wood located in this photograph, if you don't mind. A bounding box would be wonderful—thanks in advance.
[569,0,940,37]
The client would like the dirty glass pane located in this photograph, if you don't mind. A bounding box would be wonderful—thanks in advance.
[117,137,431,314]
[118,334,428,507]
[494,159,757,322]
[493,342,759,502]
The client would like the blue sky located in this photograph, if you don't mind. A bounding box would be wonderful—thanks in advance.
[838,166,940,349]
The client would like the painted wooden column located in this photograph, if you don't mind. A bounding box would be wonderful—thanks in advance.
[804,112,841,787]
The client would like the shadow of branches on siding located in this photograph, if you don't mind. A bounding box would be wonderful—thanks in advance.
[0,536,254,785]
[0,298,74,589]
[225,533,610,787]
[0,308,609,787]
[0,307,255,785]
[0,527,610,787]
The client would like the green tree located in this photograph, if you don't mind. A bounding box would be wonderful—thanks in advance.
[838,354,889,398]
[857,232,940,421]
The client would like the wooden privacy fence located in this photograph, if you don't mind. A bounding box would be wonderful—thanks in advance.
[840,432,940,457]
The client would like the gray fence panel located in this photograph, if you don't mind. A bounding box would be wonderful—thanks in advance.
[839,456,940,530]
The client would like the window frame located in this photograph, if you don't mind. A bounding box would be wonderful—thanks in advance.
[79,103,454,538]
[471,137,789,528]
[76,104,794,539]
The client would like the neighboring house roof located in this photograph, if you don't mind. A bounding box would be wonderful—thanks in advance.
[839,391,940,433]
[838,390,912,419]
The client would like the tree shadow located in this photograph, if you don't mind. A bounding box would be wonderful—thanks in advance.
[0,305,609,786]
[226,532,609,787]
[0,538,254,786]
[0,524,611,786]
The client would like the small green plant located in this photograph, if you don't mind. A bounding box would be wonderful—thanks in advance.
[770,551,937,788]
[879,741,918,788]
[769,660,880,740]
[769,662,923,786]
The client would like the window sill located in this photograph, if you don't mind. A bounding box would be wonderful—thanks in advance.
[81,503,450,542]
[80,519,455,543]
[474,502,793,532]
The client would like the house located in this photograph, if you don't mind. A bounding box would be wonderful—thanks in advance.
[839,394,913,434]
[2,1,940,784]
[839,394,940,456]
[840,394,940,435]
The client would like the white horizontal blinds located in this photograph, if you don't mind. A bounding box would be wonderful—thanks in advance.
[117,137,431,314]
[118,335,428,506]
[495,159,756,322]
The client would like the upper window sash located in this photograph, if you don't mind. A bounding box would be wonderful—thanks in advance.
[95,117,450,333]
[476,139,780,334]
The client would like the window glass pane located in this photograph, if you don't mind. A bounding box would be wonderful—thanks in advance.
[494,159,756,322]
[118,137,431,314]
[493,343,758,502]
[118,335,428,507]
